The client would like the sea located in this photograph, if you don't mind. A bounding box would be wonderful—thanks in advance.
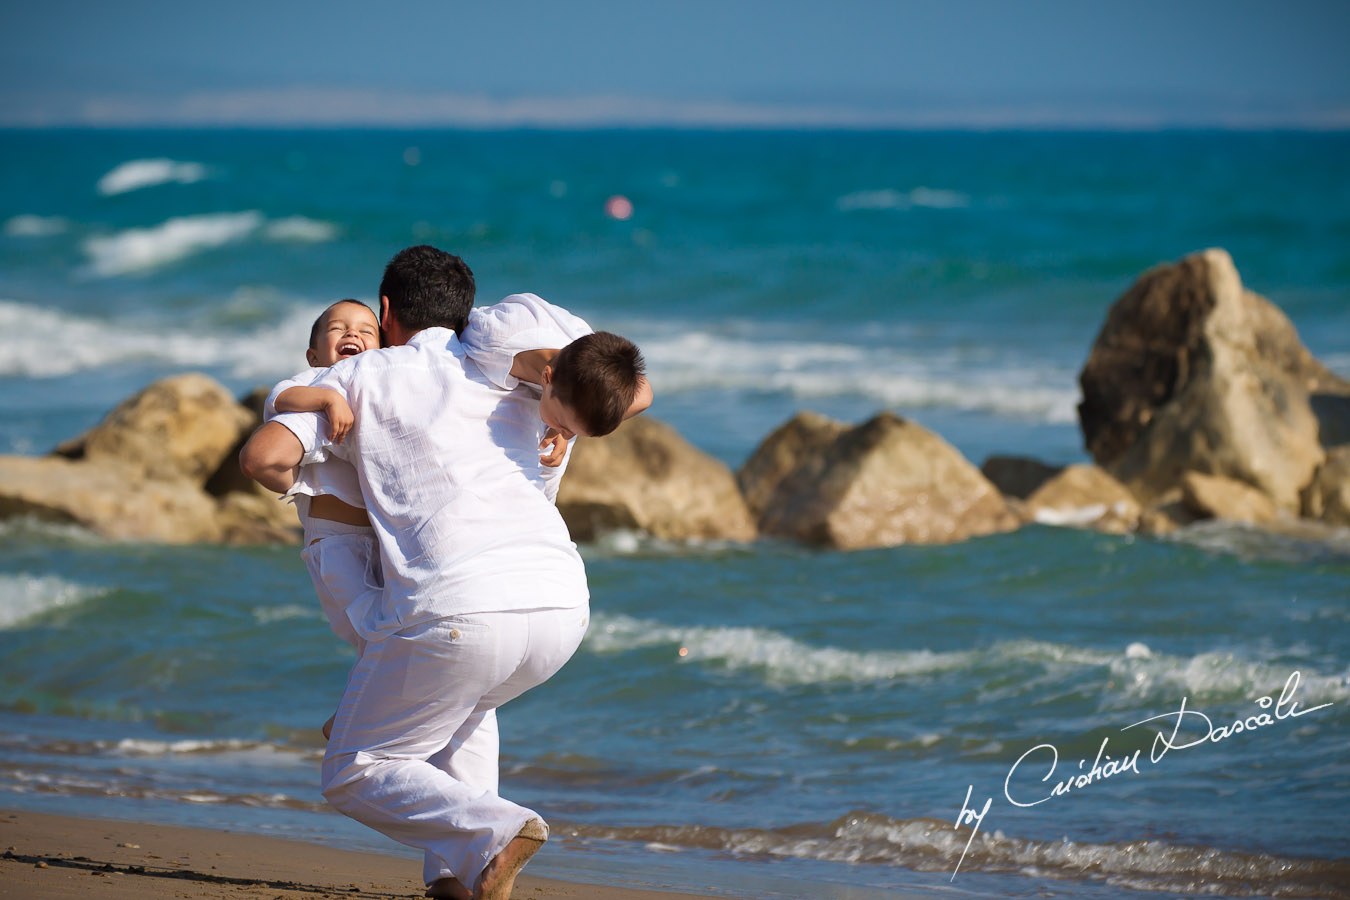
[0,129,1347,900]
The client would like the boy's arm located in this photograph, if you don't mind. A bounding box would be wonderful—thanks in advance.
[239,421,307,494]
[274,385,354,444]
[507,348,556,386]
[626,375,653,421]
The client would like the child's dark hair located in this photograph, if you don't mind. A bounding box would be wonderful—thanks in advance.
[550,332,646,437]
[378,245,475,335]
[309,299,376,349]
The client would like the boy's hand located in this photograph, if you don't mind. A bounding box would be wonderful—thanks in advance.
[539,428,570,467]
[323,394,355,444]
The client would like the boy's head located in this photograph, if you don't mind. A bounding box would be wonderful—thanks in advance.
[540,331,646,439]
[306,299,380,367]
[378,245,475,341]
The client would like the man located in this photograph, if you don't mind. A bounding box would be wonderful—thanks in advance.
[240,245,641,900]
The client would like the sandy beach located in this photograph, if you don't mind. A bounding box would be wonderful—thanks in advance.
[0,809,724,900]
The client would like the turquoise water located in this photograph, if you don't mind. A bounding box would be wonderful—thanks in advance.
[1,130,1348,899]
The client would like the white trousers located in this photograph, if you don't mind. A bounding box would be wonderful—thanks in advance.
[321,605,590,889]
[300,520,381,652]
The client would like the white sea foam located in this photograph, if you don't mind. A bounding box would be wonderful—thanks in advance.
[641,329,1081,423]
[568,811,1350,893]
[96,158,209,196]
[585,614,1347,707]
[586,613,975,684]
[84,211,265,275]
[1107,646,1350,706]
[0,574,103,629]
[4,214,69,237]
[264,216,339,242]
[251,603,320,624]
[837,187,970,211]
[0,298,315,380]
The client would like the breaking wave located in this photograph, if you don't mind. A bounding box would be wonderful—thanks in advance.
[0,299,319,380]
[96,158,209,196]
[641,330,1080,424]
[0,574,104,629]
[4,214,69,237]
[563,812,1350,898]
[83,211,265,275]
[583,614,1350,705]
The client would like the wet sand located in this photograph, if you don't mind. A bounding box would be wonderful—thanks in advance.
[0,808,723,900]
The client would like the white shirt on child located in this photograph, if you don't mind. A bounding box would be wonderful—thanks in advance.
[271,297,593,641]
[460,293,594,503]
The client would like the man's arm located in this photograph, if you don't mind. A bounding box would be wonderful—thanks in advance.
[239,421,307,494]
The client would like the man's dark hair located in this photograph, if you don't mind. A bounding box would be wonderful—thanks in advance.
[309,299,375,349]
[378,245,475,335]
[550,332,646,437]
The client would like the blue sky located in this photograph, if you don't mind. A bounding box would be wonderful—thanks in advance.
[2,0,1347,127]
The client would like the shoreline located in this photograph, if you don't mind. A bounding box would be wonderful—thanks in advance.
[0,808,729,900]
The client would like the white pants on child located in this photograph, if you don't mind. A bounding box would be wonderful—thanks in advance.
[300,518,381,652]
[321,605,590,889]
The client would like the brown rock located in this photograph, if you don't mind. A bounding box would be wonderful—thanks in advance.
[756,412,1020,549]
[980,455,1063,500]
[1078,249,1332,513]
[1301,446,1350,527]
[1024,464,1141,533]
[1180,471,1279,525]
[736,411,848,520]
[216,491,302,544]
[0,455,222,543]
[56,373,255,486]
[557,417,756,542]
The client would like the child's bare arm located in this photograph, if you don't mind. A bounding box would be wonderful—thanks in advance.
[624,375,653,421]
[275,386,354,444]
[507,348,556,386]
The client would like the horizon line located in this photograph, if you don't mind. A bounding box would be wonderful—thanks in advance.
[4,88,1348,132]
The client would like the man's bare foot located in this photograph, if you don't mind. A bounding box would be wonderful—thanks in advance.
[322,714,335,740]
[473,823,546,900]
[425,876,471,900]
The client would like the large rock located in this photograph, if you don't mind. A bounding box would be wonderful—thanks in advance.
[1024,464,1140,533]
[57,373,255,486]
[754,412,1020,549]
[0,455,223,543]
[1180,471,1278,525]
[1078,249,1343,514]
[557,417,757,542]
[216,490,302,544]
[1301,447,1350,527]
[981,455,1062,500]
[737,411,848,521]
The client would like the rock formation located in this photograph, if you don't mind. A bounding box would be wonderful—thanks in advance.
[747,411,1020,549]
[556,416,757,543]
[1023,464,1141,534]
[1079,248,1350,516]
[0,375,299,544]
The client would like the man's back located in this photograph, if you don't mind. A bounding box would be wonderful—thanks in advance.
[284,325,587,641]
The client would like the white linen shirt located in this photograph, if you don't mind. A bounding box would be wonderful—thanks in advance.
[461,293,594,503]
[271,326,588,642]
[264,368,366,518]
